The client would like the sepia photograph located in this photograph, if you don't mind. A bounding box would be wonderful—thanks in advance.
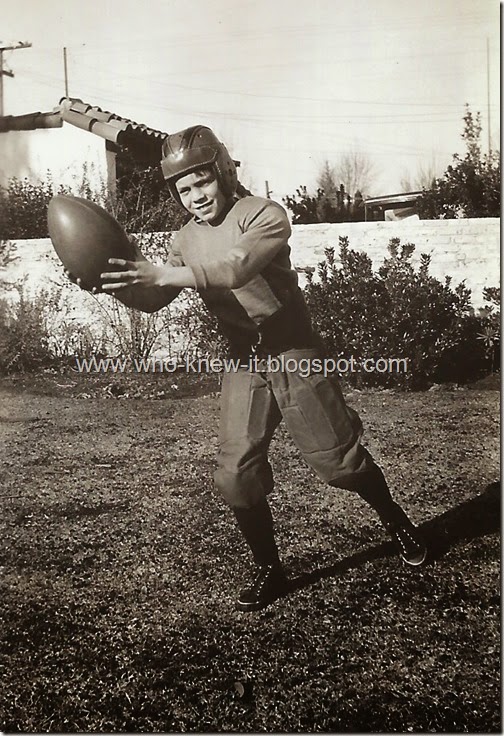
[0,0,500,732]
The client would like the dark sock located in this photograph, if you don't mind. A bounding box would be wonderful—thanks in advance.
[233,498,280,566]
[354,465,405,526]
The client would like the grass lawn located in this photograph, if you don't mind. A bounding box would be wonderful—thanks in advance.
[0,371,500,733]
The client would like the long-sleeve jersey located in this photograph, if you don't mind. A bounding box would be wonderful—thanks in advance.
[169,195,317,354]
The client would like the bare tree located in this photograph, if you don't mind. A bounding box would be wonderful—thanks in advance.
[400,157,440,193]
[332,148,376,198]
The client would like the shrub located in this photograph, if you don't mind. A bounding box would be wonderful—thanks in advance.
[0,164,187,241]
[0,288,55,373]
[88,296,173,361]
[304,236,489,388]
[0,167,106,241]
[283,185,364,224]
[0,167,188,363]
[111,154,188,233]
[418,107,500,219]
[0,178,55,240]
[172,290,228,361]
[65,232,177,361]
[477,286,500,374]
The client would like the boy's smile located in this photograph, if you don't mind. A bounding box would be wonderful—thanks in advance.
[175,168,228,224]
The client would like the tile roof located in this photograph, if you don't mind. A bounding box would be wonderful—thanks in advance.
[58,97,168,164]
[0,111,63,133]
[58,97,241,169]
[2,97,241,170]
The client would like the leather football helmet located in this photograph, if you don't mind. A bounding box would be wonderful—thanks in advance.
[161,125,237,204]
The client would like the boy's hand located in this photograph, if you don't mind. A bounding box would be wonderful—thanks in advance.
[100,259,165,291]
[64,268,102,294]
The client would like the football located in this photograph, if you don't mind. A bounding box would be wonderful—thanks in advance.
[47,195,137,289]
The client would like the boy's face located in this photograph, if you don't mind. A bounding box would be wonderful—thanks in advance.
[175,168,228,224]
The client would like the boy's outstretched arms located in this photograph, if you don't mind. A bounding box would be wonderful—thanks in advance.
[100,257,194,312]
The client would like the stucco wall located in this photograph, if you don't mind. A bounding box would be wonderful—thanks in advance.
[0,218,499,312]
[0,126,107,189]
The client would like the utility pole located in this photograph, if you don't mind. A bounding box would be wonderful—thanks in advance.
[486,37,491,154]
[0,41,32,116]
[63,47,69,97]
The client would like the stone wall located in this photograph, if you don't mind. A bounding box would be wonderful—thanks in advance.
[0,218,499,312]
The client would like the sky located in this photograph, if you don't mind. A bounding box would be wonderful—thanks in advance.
[1,0,500,199]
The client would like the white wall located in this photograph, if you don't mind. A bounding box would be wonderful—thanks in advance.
[0,124,107,189]
[0,218,499,312]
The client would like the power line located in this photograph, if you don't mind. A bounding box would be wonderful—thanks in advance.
[48,56,495,109]
[21,63,499,120]
[63,10,496,51]
[487,37,492,153]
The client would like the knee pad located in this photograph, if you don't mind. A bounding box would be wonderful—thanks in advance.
[214,463,273,509]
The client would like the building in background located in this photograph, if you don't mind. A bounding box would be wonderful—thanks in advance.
[0,107,107,189]
[0,97,240,198]
[364,191,423,221]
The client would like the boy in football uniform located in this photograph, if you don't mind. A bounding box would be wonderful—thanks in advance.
[99,125,427,611]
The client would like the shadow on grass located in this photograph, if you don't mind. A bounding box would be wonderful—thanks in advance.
[422,480,500,558]
[289,481,500,594]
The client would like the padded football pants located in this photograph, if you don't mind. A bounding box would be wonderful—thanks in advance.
[214,348,376,509]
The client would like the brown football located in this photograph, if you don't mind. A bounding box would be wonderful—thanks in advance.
[47,195,136,289]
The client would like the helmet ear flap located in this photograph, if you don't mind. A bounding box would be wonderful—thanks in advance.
[214,156,237,197]
[167,180,183,207]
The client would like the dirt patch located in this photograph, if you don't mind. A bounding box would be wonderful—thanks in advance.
[0,372,500,732]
